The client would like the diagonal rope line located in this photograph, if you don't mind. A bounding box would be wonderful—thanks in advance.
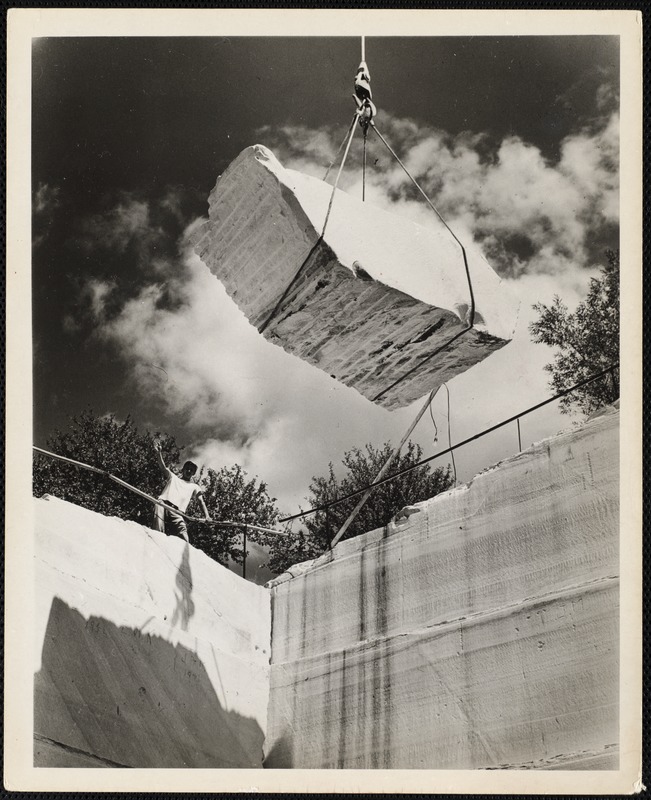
[369,121,476,404]
[278,362,619,523]
[321,112,360,236]
[370,121,475,302]
[443,383,457,486]
[323,119,356,183]
[362,128,367,202]
[330,385,440,548]
[32,446,288,537]
[259,111,360,335]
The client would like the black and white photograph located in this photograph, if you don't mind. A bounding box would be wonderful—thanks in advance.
[5,8,642,794]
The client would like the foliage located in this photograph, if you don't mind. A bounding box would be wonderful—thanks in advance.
[189,464,279,567]
[265,441,454,575]
[33,410,181,524]
[529,250,619,415]
[33,410,280,567]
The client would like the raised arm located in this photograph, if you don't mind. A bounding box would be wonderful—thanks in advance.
[153,440,172,478]
[196,489,211,521]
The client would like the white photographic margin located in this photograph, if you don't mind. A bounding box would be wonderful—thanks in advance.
[5,7,643,794]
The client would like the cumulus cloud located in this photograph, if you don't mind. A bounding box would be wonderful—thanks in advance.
[83,222,405,510]
[34,182,61,215]
[256,124,342,179]
[76,96,619,513]
[76,194,157,255]
[33,182,62,247]
[82,278,118,320]
[72,187,199,274]
[259,102,619,281]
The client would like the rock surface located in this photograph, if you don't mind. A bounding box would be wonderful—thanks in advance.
[264,407,619,769]
[33,497,271,768]
[32,409,619,770]
[193,145,519,410]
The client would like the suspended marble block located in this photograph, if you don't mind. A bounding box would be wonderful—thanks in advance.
[193,145,519,410]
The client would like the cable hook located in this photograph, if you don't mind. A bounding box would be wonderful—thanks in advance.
[353,59,376,131]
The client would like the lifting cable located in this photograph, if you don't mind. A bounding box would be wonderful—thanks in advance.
[264,39,477,406]
[427,384,456,483]
[329,38,476,543]
[362,129,367,202]
[323,120,355,183]
[330,385,439,548]
[279,362,620,525]
[367,119,476,404]
[32,446,289,538]
[259,109,361,335]
[345,35,478,404]
[33,363,618,547]
[443,383,457,486]
[428,393,439,441]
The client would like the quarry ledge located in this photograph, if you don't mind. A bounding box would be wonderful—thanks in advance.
[267,406,619,589]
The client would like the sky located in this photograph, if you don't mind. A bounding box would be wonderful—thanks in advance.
[32,35,620,519]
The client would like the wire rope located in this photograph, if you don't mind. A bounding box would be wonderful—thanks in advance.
[277,362,619,523]
[368,121,477,404]
[428,394,438,443]
[443,383,457,485]
[32,446,289,537]
[259,110,360,335]
[362,128,367,202]
[323,122,355,183]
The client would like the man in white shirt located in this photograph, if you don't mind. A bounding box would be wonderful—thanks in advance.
[152,441,211,543]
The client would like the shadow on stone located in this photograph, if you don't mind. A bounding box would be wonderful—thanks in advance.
[171,542,195,631]
[263,728,294,768]
[34,596,264,768]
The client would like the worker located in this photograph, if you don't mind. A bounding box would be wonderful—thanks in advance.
[152,440,211,543]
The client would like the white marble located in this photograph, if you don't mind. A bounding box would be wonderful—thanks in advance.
[265,408,620,769]
[193,145,519,409]
[33,497,271,768]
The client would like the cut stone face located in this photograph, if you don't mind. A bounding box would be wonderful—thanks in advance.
[264,408,620,769]
[193,145,519,410]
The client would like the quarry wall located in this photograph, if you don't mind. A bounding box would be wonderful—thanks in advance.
[264,406,619,769]
[33,407,619,770]
[33,496,271,768]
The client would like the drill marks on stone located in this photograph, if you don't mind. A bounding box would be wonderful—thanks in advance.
[265,410,619,768]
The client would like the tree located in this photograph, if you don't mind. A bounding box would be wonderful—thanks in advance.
[33,410,181,524]
[265,441,454,575]
[189,464,280,568]
[33,410,281,568]
[529,250,619,415]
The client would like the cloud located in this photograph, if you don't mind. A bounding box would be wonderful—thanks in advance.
[34,182,61,215]
[77,96,618,515]
[80,209,598,515]
[82,278,118,320]
[72,187,199,274]
[256,124,341,179]
[259,104,619,281]
[83,224,402,511]
[555,67,619,125]
[33,182,62,247]
[558,112,619,221]
[77,195,156,255]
